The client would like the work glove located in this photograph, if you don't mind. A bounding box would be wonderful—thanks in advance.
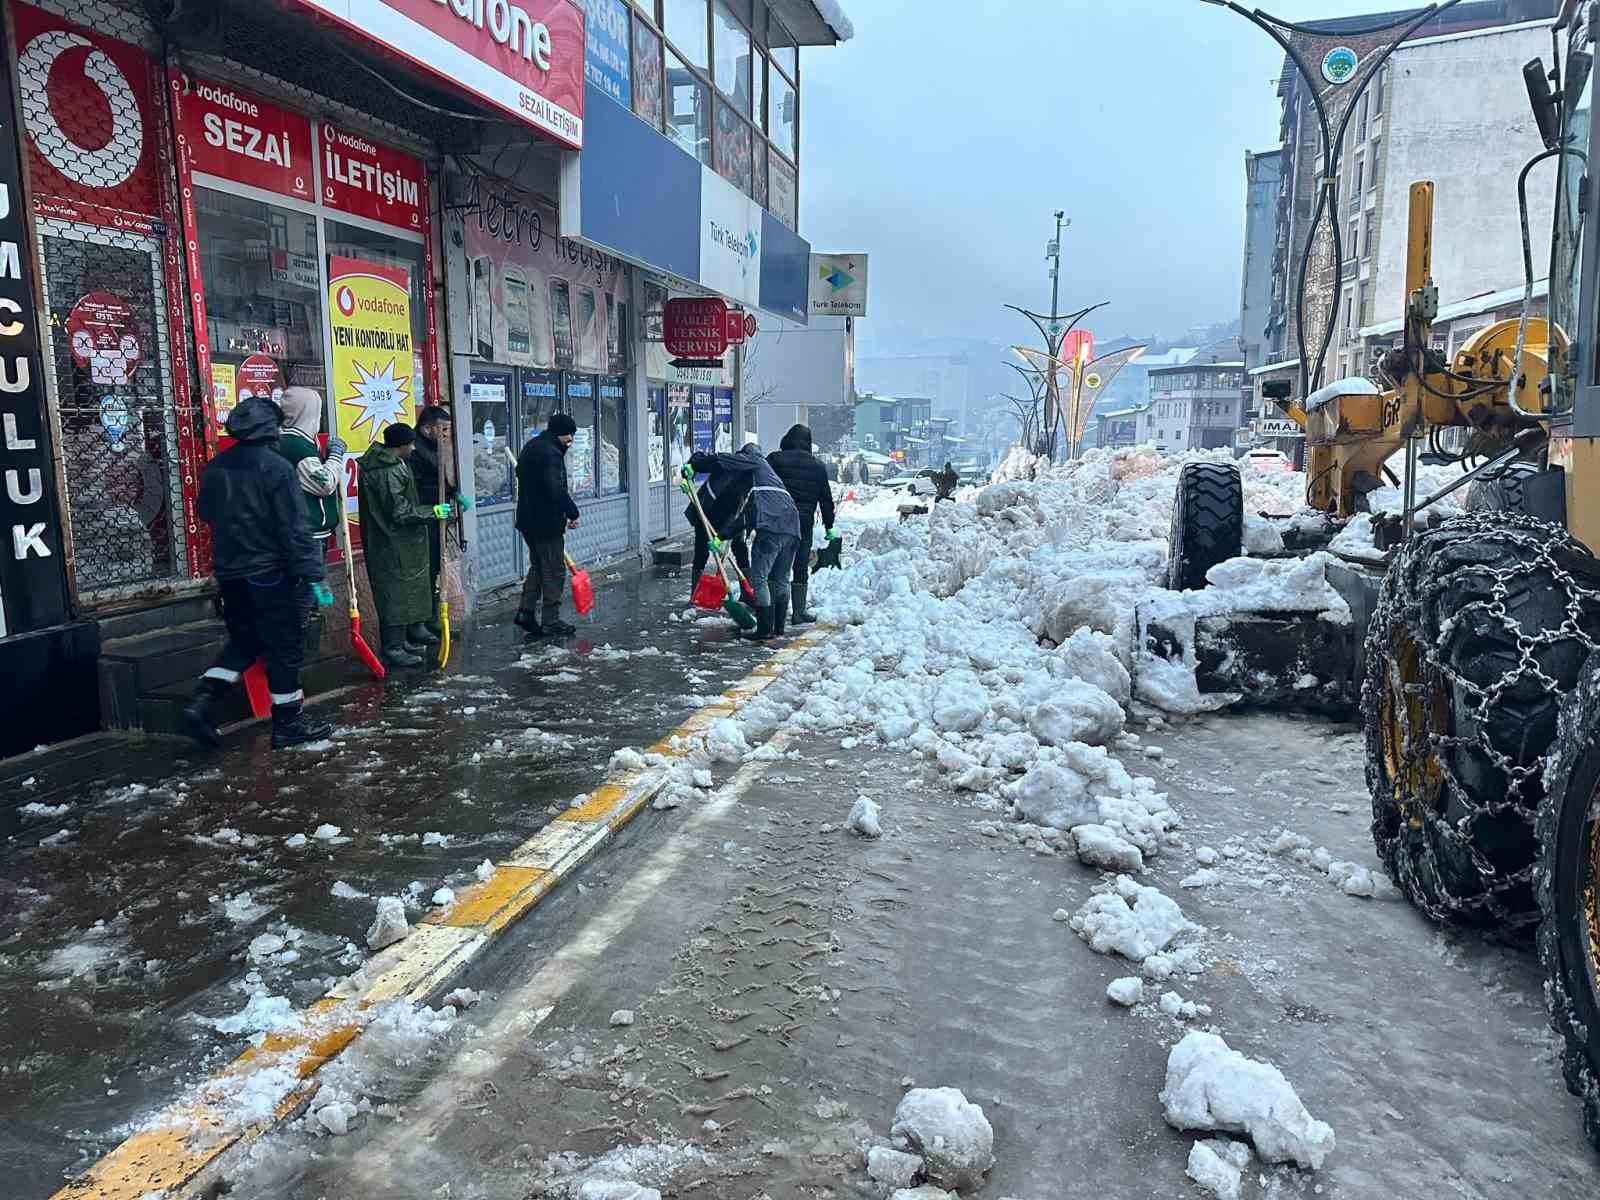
[457,495,474,512]
[310,581,335,609]
[325,437,347,459]
[432,502,454,519]
[709,536,723,554]
[826,529,840,541]
[681,464,696,482]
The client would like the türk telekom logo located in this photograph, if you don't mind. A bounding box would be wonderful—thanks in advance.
[11,4,160,218]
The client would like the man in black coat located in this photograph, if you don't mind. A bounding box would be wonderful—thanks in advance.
[688,444,800,641]
[410,404,457,637]
[183,395,335,750]
[686,473,753,605]
[767,424,836,625]
[515,412,581,638]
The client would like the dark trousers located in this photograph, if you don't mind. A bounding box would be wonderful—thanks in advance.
[750,531,799,608]
[206,574,310,703]
[792,520,814,586]
[426,523,441,588]
[519,532,566,623]
[692,526,752,586]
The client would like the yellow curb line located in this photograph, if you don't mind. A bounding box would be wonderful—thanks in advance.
[53,626,834,1200]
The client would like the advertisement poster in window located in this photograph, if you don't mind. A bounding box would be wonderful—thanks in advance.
[632,19,664,131]
[565,374,597,496]
[599,375,627,492]
[714,102,752,193]
[691,386,715,453]
[713,387,734,452]
[329,255,413,523]
[469,378,513,506]
[768,148,797,231]
[648,383,667,482]
[458,172,628,369]
[668,383,691,476]
[584,0,631,107]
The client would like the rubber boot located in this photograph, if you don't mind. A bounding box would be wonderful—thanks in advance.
[544,617,577,637]
[772,593,789,638]
[791,580,815,626]
[513,610,543,638]
[182,677,228,749]
[405,621,441,647]
[381,625,423,667]
[271,700,333,750]
[742,606,774,641]
[425,593,443,638]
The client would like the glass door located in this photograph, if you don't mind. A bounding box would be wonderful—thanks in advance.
[468,366,517,588]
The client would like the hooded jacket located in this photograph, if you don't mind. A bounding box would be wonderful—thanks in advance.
[766,424,835,536]
[274,386,342,540]
[198,396,325,582]
[688,444,800,539]
[357,442,435,625]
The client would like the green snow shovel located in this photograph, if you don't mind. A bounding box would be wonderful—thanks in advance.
[681,468,757,630]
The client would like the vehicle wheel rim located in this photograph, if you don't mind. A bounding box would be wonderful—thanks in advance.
[1380,630,1445,826]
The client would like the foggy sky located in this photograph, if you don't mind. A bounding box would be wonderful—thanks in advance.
[798,0,1411,354]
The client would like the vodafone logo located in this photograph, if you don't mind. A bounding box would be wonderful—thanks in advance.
[336,285,356,317]
[17,29,144,189]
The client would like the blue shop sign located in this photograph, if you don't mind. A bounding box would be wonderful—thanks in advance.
[583,0,631,108]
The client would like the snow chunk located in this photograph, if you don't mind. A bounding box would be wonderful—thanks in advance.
[578,1183,662,1200]
[889,1189,955,1200]
[1070,876,1191,963]
[930,671,985,732]
[284,833,308,849]
[1266,830,1310,856]
[421,831,449,847]
[1187,1137,1253,1200]
[890,1087,994,1190]
[867,1146,924,1188]
[1071,823,1144,873]
[1195,845,1220,865]
[20,801,70,818]
[1160,1030,1335,1169]
[208,991,298,1036]
[609,1009,635,1027]
[848,795,883,838]
[330,880,367,900]
[1028,681,1124,748]
[1106,977,1144,1007]
[1010,761,1096,830]
[366,897,410,950]
[431,887,455,907]
[475,859,496,883]
[247,933,286,962]
[312,823,342,841]
[314,1099,359,1136]
[1181,868,1221,890]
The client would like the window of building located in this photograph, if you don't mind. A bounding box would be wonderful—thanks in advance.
[599,375,628,494]
[714,97,753,193]
[1352,156,1363,207]
[752,49,766,130]
[1344,292,1355,336]
[1372,65,1385,110]
[565,373,598,498]
[713,0,752,115]
[632,18,665,131]
[1348,217,1358,261]
[1368,138,1380,182]
[1357,94,1368,142]
[663,0,708,70]
[771,69,796,160]
[1363,214,1374,258]
[325,219,429,409]
[667,49,712,163]
[768,13,797,78]
[1356,281,1367,332]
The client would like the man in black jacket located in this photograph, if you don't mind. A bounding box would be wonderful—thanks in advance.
[410,405,456,637]
[515,412,581,637]
[686,474,753,605]
[767,424,836,625]
[183,396,335,750]
[688,444,800,641]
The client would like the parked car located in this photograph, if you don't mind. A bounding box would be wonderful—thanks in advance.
[1244,447,1296,474]
[880,469,938,496]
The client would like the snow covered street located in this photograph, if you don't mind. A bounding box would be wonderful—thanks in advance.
[189,714,1593,1199]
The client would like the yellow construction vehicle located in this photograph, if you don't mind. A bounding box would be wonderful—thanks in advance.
[1169,0,1600,1151]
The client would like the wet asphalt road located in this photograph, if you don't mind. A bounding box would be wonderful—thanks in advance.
[0,560,773,1199]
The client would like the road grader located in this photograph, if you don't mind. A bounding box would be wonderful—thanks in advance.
[1165,0,1600,1150]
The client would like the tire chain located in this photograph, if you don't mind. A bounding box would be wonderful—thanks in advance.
[1365,510,1600,928]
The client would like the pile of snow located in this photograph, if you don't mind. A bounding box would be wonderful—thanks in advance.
[1160,1031,1335,1170]
[848,795,883,838]
[1070,875,1196,965]
[1187,1137,1254,1200]
[889,1087,994,1191]
[366,897,409,950]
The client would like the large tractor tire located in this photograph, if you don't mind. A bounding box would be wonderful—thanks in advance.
[1464,460,1540,513]
[1539,659,1600,1151]
[1167,462,1243,592]
[1363,510,1600,930]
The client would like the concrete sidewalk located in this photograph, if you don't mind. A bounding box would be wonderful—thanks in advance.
[0,559,786,1200]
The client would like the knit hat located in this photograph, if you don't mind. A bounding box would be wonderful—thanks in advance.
[383,423,416,447]
[548,412,578,436]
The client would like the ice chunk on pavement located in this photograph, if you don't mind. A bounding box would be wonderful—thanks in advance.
[890,1087,994,1190]
[366,897,410,950]
[311,823,342,841]
[421,831,449,847]
[1339,866,1377,897]
[890,1189,955,1200]
[1187,1137,1253,1200]
[20,801,70,818]
[285,833,308,849]
[1181,868,1221,889]
[442,988,480,1009]
[330,881,367,899]
[1266,830,1310,856]
[578,1184,662,1200]
[1010,761,1097,830]
[247,933,286,962]
[475,859,495,883]
[1028,680,1124,748]
[1195,846,1219,865]
[431,887,455,906]
[1055,628,1132,706]
[314,1100,358,1136]
[1159,991,1206,1021]
[1106,977,1143,1007]
[867,1146,924,1188]
[1072,823,1144,872]
[1160,1030,1335,1169]
[209,991,298,1036]
[931,670,986,732]
[1070,877,1191,963]
[609,1009,635,1027]
[848,795,883,838]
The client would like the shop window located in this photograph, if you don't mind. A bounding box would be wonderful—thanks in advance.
[753,50,766,131]
[325,220,429,425]
[752,144,768,208]
[196,189,325,422]
[565,373,598,498]
[771,72,796,160]
[632,18,665,132]
[768,147,796,229]
[713,1,752,116]
[668,382,693,476]
[713,387,735,452]
[648,383,668,483]
[692,386,715,453]
[469,373,514,506]
[600,376,629,493]
[521,369,562,444]
[663,0,708,70]
[715,99,753,194]
[667,50,712,164]
[769,15,797,79]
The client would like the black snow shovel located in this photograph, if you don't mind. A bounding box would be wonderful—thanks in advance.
[813,531,844,571]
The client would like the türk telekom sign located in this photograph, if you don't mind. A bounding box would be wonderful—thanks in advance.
[286,0,585,149]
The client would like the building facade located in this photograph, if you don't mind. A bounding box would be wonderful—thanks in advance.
[1144,351,1247,454]
[0,0,850,755]
[1240,149,1281,383]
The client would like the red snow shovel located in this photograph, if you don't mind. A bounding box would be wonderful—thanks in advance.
[242,661,271,718]
[682,475,757,629]
[339,496,385,680]
[565,552,595,617]
[691,563,728,610]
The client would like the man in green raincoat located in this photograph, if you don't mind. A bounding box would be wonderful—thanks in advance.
[358,423,458,667]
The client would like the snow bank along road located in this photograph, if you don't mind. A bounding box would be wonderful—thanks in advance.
[34,447,1597,1198]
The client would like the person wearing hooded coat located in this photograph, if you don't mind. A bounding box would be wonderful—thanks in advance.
[410,405,457,637]
[685,472,753,606]
[514,411,582,637]
[766,424,836,625]
[359,423,453,666]
[687,443,800,641]
[273,387,345,551]
[183,395,334,750]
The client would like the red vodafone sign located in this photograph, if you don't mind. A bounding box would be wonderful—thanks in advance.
[321,123,426,231]
[170,71,314,202]
[665,298,730,359]
[286,0,585,149]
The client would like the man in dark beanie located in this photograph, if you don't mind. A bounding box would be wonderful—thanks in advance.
[359,422,454,666]
[766,424,835,625]
[514,411,581,637]
[183,395,335,750]
[410,404,456,637]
